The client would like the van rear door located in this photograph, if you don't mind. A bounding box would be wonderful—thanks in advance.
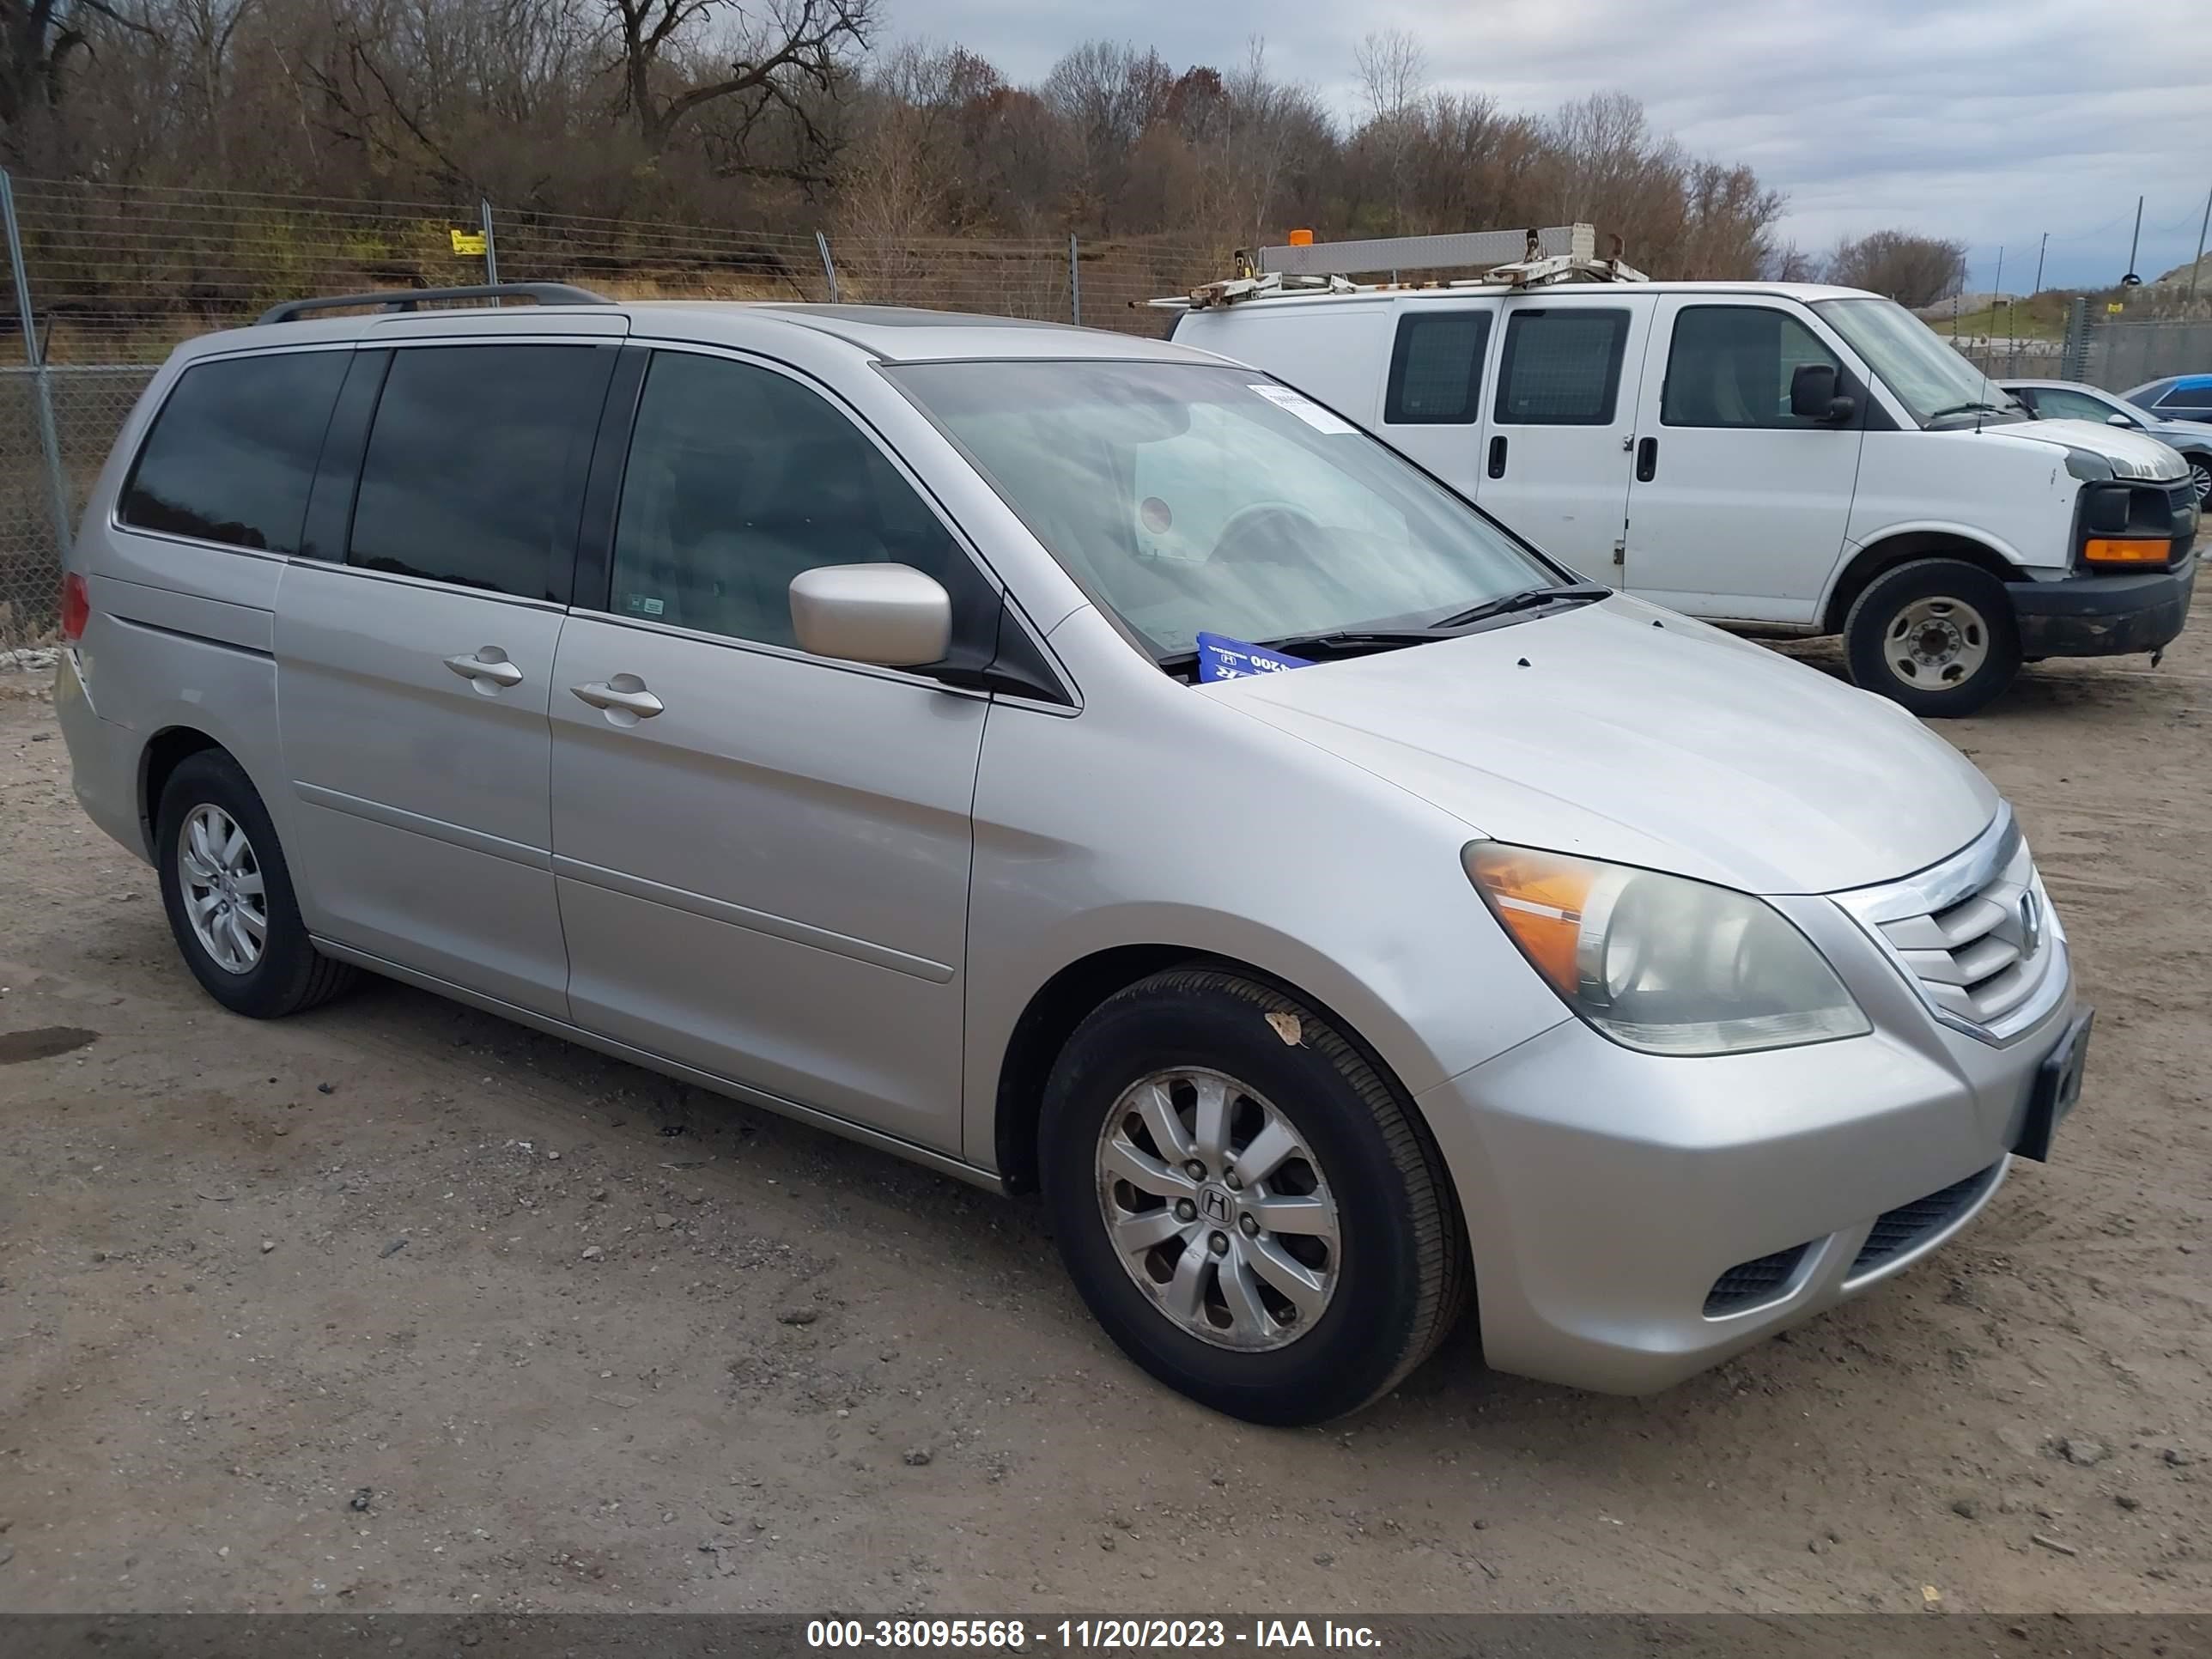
[1474,297,1650,579]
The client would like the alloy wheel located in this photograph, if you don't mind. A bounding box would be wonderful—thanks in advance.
[178,803,267,974]
[1094,1067,1340,1352]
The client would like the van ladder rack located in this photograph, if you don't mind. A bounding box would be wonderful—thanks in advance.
[258,283,610,325]
[1145,224,1645,310]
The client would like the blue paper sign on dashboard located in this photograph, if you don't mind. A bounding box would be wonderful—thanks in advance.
[1195,632,1315,683]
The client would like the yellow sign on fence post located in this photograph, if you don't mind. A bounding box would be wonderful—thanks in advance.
[2106,301,2124,314]
[450,228,488,257]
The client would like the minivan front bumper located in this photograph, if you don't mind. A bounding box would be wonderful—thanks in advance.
[2008,558,2196,658]
[1414,926,2075,1395]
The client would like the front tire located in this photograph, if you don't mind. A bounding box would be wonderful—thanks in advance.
[2187,454,2210,509]
[1039,968,1465,1425]
[155,749,357,1018]
[1844,558,2021,717]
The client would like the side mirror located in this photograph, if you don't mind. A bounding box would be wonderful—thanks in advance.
[2107,411,2134,428]
[788,563,951,668]
[1789,362,1851,423]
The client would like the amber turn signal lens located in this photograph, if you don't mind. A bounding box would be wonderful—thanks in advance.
[2082,538,2168,566]
[1462,845,1595,996]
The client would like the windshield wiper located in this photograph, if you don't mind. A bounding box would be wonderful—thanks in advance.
[1252,626,1455,656]
[1428,582,1613,629]
[1927,400,2014,420]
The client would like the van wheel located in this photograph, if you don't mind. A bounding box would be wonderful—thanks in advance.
[1844,558,2021,717]
[1038,968,1465,1425]
[155,750,357,1018]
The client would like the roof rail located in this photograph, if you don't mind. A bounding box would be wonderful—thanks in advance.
[256,283,610,325]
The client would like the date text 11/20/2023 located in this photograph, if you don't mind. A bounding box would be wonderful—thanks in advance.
[806,1620,1383,1650]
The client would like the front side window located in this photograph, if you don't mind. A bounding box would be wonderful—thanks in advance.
[348,344,613,600]
[1493,308,1629,425]
[1385,310,1491,424]
[1662,307,1842,428]
[1812,297,2019,428]
[889,361,1554,659]
[120,351,349,553]
[608,351,967,648]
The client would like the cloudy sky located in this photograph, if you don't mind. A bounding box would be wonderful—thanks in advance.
[888,0,2212,291]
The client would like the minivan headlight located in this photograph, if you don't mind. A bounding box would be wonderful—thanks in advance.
[1463,843,1870,1056]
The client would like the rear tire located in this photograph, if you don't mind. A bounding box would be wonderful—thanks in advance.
[1039,968,1466,1425]
[1844,557,2021,717]
[155,749,357,1018]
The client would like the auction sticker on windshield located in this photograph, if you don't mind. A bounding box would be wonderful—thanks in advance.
[1247,384,1355,434]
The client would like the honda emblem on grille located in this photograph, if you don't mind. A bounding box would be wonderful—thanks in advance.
[2019,890,2044,955]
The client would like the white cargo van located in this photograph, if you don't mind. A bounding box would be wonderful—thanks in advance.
[1171,250,2197,715]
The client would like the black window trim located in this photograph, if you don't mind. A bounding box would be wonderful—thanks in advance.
[1492,305,1632,427]
[340,336,623,608]
[580,338,1078,709]
[1383,307,1492,426]
[112,341,358,559]
[1657,301,1850,432]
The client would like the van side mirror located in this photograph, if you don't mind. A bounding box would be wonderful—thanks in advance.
[789,563,952,667]
[1790,362,1853,423]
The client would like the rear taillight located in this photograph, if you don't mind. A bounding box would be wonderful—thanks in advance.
[59,570,90,641]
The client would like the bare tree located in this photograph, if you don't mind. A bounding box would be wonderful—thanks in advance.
[1,0,155,143]
[1825,229,1967,307]
[1352,27,1423,125]
[605,0,872,166]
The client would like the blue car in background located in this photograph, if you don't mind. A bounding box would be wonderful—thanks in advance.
[2126,374,2212,427]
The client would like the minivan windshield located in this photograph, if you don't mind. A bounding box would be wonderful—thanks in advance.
[888,361,1559,660]
[1813,297,2023,428]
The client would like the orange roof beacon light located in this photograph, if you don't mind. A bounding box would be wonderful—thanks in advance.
[1286,228,1314,247]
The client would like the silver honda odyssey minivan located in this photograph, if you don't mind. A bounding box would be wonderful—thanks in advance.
[55,288,2089,1424]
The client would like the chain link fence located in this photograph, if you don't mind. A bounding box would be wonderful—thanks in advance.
[1,170,1223,639]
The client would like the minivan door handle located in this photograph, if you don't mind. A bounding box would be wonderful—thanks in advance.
[570,676,665,719]
[444,649,524,688]
[1487,434,1508,479]
[1635,436,1659,482]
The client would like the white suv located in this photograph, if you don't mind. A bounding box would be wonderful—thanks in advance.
[1175,279,2198,715]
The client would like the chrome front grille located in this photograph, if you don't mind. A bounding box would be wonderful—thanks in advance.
[1832,806,2066,1042]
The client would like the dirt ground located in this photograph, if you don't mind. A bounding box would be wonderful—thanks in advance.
[0,595,2205,1619]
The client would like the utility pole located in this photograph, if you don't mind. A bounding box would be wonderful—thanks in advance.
[2189,183,2211,310]
[1990,246,2003,354]
[2125,194,2143,283]
[2031,231,2047,299]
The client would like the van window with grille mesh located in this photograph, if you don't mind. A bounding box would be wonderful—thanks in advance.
[1493,309,1629,425]
[120,351,349,553]
[1384,310,1491,425]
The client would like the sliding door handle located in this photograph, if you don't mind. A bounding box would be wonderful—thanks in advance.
[1635,436,1659,482]
[1486,434,1509,479]
[571,676,665,719]
[444,650,524,687]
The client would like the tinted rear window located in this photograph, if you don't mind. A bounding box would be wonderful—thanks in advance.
[348,344,614,600]
[2157,383,2212,410]
[120,351,349,552]
[1385,311,1491,424]
[1494,309,1629,425]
